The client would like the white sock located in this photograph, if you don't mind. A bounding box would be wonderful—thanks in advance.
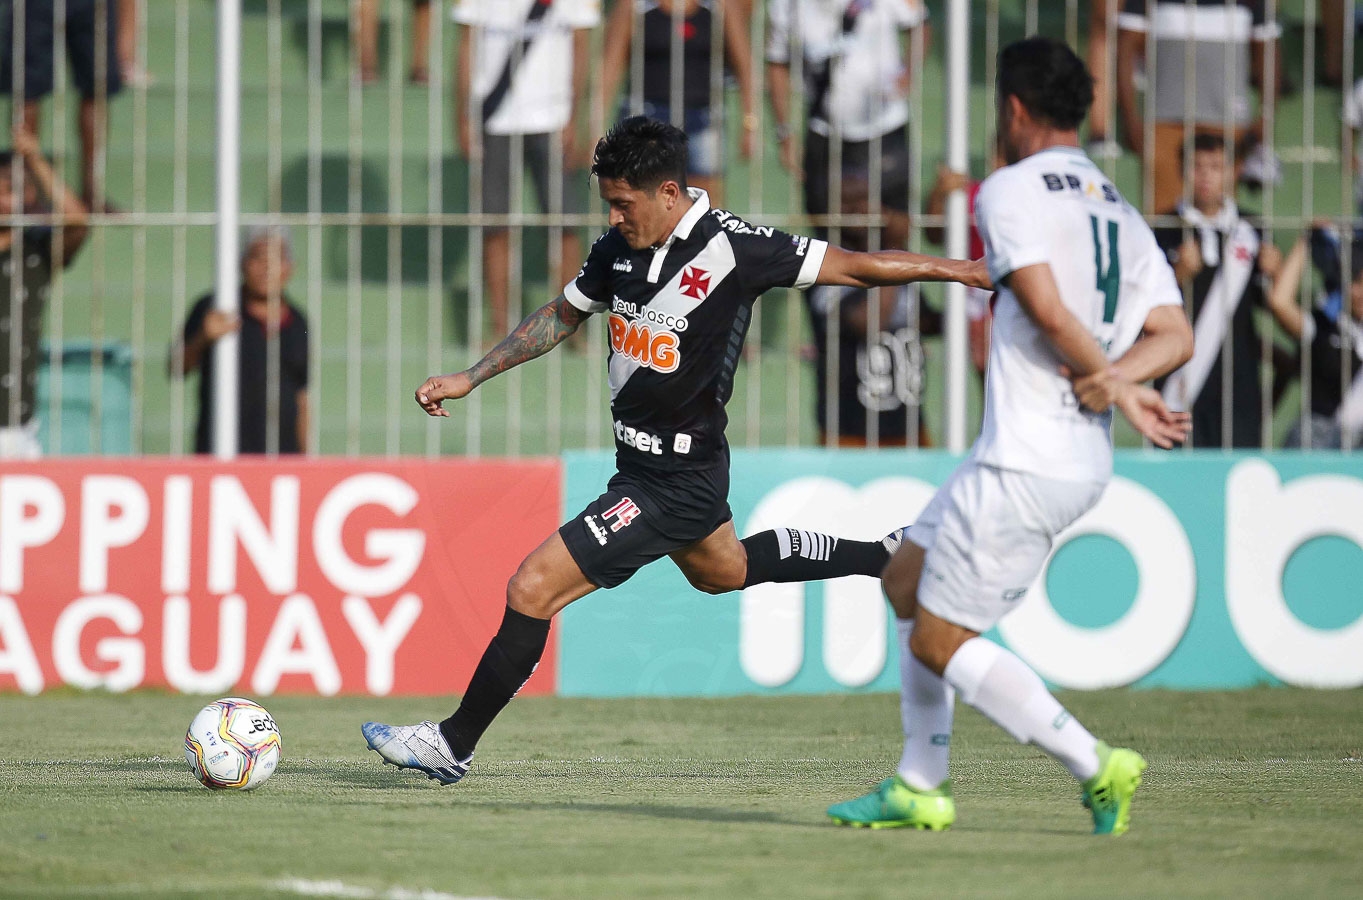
[894,619,955,791]
[943,637,1101,783]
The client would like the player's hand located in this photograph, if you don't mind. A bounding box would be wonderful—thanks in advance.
[1062,364,1123,413]
[961,258,991,290]
[414,372,473,417]
[1114,382,1191,449]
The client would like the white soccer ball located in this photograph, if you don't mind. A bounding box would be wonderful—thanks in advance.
[184,697,283,791]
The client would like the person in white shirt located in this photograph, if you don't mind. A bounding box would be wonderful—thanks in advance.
[765,0,929,249]
[827,37,1194,836]
[454,0,601,338]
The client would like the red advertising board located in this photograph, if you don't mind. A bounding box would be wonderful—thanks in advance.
[0,458,562,696]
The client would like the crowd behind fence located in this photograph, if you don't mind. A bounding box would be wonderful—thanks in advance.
[0,0,1359,460]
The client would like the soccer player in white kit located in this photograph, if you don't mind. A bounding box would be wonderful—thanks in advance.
[827,37,1194,835]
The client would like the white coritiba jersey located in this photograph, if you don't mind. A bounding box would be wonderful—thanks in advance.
[973,146,1182,483]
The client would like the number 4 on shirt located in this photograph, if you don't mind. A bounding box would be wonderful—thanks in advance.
[1090,215,1120,324]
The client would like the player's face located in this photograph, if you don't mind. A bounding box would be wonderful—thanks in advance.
[997,94,1024,165]
[598,176,680,250]
[1191,149,1231,209]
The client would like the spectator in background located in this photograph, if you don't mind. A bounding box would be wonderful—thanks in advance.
[171,228,310,455]
[0,0,123,211]
[924,161,993,377]
[0,127,89,459]
[1116,0,1281,214]
[1343,79,1363,213]
[1154,134,1276,448]
[454,0,600,339]
[805,177,937,446]
[1319,0,1360,89]
[116,0,149,87]
[766,0,930,250]
[356,0,433,85]
[1267,227,1363,450]
[1086,0,1121,159]
[599,0,757,204]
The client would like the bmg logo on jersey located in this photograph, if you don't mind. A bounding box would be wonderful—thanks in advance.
[608,314,681,373]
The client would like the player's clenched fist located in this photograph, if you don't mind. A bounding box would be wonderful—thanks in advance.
[414,372,473,417]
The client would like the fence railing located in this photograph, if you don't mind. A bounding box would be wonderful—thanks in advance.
[0,0,1357,459]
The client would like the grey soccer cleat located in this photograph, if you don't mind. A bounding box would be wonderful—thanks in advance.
[361,720,472,785]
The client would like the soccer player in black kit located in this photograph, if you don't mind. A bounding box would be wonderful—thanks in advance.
[362,117,989,784]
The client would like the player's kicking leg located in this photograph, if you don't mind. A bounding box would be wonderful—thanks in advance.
[363,531,595,783]
[671,520,910,595]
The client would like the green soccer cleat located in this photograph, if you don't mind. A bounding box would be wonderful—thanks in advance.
[1082,742,1147,835]
[827,775,956,830]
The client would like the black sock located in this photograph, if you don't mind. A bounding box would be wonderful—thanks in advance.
[741,528,890,588]
[439,605,550,760]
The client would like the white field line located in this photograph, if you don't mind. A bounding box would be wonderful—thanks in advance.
[272,878,515,900]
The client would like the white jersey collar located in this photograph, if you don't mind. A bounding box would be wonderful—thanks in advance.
[647,188,710,283]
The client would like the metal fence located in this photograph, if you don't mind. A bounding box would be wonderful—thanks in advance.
[0,0,1358,459]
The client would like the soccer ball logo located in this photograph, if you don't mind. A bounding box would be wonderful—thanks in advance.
[184,697,283,791]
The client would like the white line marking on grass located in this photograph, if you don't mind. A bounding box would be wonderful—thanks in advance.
[272,878,513,900]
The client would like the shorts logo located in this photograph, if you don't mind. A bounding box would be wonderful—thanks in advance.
[679,266,711,300]
[608,313,680,373]
[603,497,642,532]
[584,515,609,546]
[1003,586,1029,602]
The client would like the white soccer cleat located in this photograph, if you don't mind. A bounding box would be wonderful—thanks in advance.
[361,720,472,785]
[882,525,912,556]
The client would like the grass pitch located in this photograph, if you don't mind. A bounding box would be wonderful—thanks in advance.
[1,689,1360,899]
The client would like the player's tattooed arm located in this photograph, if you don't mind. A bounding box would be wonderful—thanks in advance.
[414,295,589,417]
[815,245,992,290]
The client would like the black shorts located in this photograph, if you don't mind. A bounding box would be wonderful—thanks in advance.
[803,125,912,219]
[560,461,732,589]
[0,0,122,101]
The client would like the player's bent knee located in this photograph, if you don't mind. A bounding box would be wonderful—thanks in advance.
[506,565,556,619]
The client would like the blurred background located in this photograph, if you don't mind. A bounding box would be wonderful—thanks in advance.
[1,0,1358,460]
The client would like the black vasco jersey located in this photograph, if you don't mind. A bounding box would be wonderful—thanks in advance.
[565,189,828,473]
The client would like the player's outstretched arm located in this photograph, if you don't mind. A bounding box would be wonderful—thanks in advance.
[415,295,589,417]
[815,245,991,290]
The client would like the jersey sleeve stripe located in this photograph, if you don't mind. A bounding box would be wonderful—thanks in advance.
[565,279,606,313]
[795,239,829,290]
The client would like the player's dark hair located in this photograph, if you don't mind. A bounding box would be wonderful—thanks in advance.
[997,37,1094,131]
[0,151,13,172]
[591,116,689,193]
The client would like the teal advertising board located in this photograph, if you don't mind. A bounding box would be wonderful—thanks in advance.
[557,450,1363,696]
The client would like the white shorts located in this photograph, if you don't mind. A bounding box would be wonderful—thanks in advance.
[908,460,1105,633]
